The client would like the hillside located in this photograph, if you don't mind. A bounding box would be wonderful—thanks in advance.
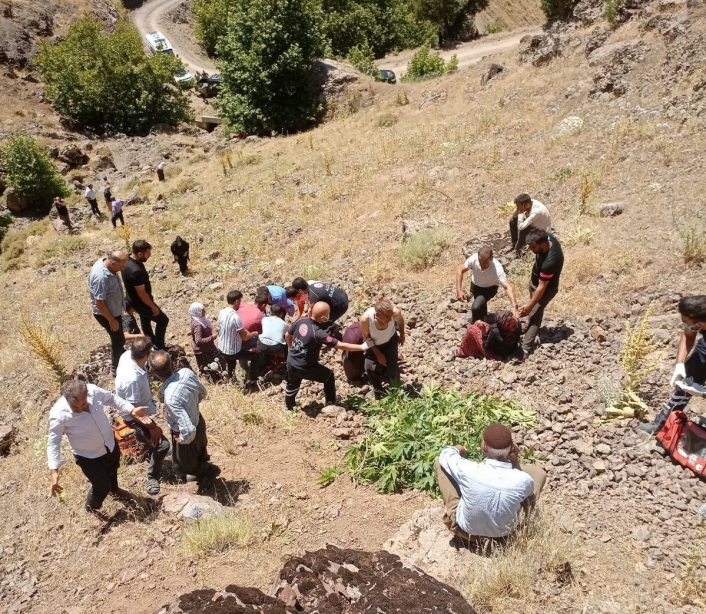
[1,1,706,614]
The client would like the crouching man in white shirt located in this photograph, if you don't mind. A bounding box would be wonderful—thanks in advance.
[47,378,147,516]
[434,423,546,544]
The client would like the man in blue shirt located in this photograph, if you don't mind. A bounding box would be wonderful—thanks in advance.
[261,284,297,317]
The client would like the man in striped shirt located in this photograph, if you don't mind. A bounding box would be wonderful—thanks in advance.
[217,289,259,381]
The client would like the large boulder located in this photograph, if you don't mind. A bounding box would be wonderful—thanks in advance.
[481,63,505,86]
[573,0,605,24]
[0,0,54,68]
[4,188,28,213]
[518,33,562,67]
[58,144,89,167]
[308,59,359,105]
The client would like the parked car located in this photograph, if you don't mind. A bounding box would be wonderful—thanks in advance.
[376,69,396,84]
[173,68,194,85]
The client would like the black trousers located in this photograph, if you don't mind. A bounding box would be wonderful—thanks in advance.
[176,256,188,274]
[656,337,706,425]
[171,415,209,478]
[218,348,260,380]
[111,211,124,227]
[157,169,165,181]
[88,198,100,215]
[74,441,120,511]
[522,282,559,353]
[125,420,170,480]
[257,339,287,356]
[470,283,498,323]
[509,214,533,250]
[364,333,400,390]
[137,310,169,350]
[285,363,335,410]
[94,313,126,370]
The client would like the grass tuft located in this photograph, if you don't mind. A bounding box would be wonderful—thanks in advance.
[684,227,706,265]
[20,313,68,387]
[396,228,448,272]
[182,512,253,557]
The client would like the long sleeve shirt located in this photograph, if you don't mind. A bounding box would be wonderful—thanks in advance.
[160,369,207,444]
[438,445,534,538]
[517,199,551,232]
[47,385,134,470]
[114,350,157,415]
[191,320,216,355]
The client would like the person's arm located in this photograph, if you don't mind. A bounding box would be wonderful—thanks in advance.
[95,299,120,331]
[438,445,469,483]
[672,329,698,385]
[500,280,519,317]
[192,323,214,352]
[361,313,386,364]
[518,206,537,231]
[455,265,469,301]
[394,308,406,346]
[238,328,258,341]
[285,299,295,317]
[47,415,65,497]
[133,285,160,316]
[285,332,294,347]
[335,341,369,352]
[519,279,549,317]
[98,387,147,421]
[167,398,197,444]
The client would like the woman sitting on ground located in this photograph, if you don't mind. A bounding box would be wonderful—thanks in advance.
[457,309,520,360]
[189,302,220,378]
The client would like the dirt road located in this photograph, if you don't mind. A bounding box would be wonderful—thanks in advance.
[130,0,216,74]
[377,27,541,76]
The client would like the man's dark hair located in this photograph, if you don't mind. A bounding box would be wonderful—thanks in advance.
[131,336,153,360]
[149,350,173,379]
[107,250,126,263]
[285,286,298,298]
[256,286,270,300]
[678,296,706,322]
[255,289,269,306]
[478,246,493,260]
[132,239,152,255]
[227,289,243,305]
[270,304,284,318]
[526,228,549,246]
[514,193,532,206]
[292,277,308,292]
[61,378,88,403]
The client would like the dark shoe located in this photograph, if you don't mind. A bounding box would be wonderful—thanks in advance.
[636,421,662,436]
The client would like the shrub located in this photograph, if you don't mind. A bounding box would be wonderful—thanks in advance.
[2,134,71,202]
[417,0,488,42]
[345,386,536,494]
[484,21,503,34]
[377,112,398,127]
[182,512,253,556]
[401,46,457,82]
[684,227,706,265]
[0,214,14,250]
[348,42,377,76]
[36,17,192,135]
[215,0,325,135]
[20,313,69,387]
[541,0,580,22]
[396,228,447,271]
[42,236,88,260]
[193,0,238,57]
[604,0,625,23]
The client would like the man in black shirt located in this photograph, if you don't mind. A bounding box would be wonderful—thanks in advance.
[284,302,369,410]
[54,197,72,231]
[121,239,170,350]
[518,229,564,358]
[291,278,349,333]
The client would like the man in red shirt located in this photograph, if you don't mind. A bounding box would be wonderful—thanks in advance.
[236,290,269,381]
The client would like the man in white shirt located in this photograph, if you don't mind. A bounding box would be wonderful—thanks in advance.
[455,246,519,323]
[47,378,147,515]
[115,336,170,495]
[434,423,546,542]
[509,193,551,252]
[84,184,100,217]
[217,289,259,381]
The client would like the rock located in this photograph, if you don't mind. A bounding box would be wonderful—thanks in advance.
[209,282,224,291]
[321,405,346,417]
[308,58,359,108]
[332,427,353,440]
[573,440,594,456]
[556,116,583,135]
[599,203,625,217]
[590,326,607,342]
[587,40,642,67]
[596,443,612,455]
[573,0,605,23]
[245,136,261,144]
[632,526,651,541]
[518,33,561,67]
[593,460,607,473]
[161,492,223,520]
[0,424,15,455]
[4,188,28,213]
[481,63,504,86]
[585,25,611,57]
[58,143,88,167]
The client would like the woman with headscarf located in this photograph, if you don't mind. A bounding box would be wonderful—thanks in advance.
[189,302,220,378]
[171,235,190,275]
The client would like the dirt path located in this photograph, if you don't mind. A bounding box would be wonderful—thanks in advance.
[130,0,216,74]
[377,27,542,76]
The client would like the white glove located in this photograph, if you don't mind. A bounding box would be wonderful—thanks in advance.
[670,363,686,387]
[361,339,375,351]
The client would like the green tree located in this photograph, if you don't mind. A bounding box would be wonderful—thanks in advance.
[541,0,580,21]
[1,134,71,203]
[215,0,325,135]
[401,45,457,81]
[416,0,489,43]
[36,17,192,135]
[193,0,238,57]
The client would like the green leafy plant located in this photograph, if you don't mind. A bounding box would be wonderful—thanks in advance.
[348,42,377,76]
[241,411,264,425]
[345,386,536,494]
[36,17,192,135]
[317,465,343,487]
[0,214,15,249]
[604,0,625,23]
[417,0,488,42]
[2,134,70,202]
[396,228,448,271]
[193,0,238,57]
[401,45,457,82]
[541,0,580,22]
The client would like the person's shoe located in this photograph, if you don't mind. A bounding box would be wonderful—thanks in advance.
[636,421,662,436]
[145,478,160,495]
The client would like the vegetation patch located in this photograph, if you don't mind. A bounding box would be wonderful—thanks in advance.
[396,228,448,271]
[345,386,536,494]
[182,512,253,556]
[402,45,458,82]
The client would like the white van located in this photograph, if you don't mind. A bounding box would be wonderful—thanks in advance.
[145,31,174,55]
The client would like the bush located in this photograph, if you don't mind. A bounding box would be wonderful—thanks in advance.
[484,21,503,34]
[396,228,447,270]
[348,42,377,76]
[541,0,580,22]
[215,0,325,135]
[182,512,253,556]
[193,0,238,57]
[0,214,14,250]
[417,0,488,42]
[0,220,47,271]
[401,46,457,82]
[345,386,536,494]
[1,134,70,202]
[684,227,706,265]
[604,0,625,23]
[36,17,192,135]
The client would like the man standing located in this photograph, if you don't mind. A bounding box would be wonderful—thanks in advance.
[217,290,259,381]
[88,250,128,373]
[434,423,546,542]
[509,193,551,252]
[638,296,706,435]
[54,197,72,231]
[360,299,405,391]
[110,198,125,228]
[122,240,170,350]
[48,378,147,516]
[518,229,564,359]
[85,184,100,217]
[285,302,369,410]
[115,336,170,495]
[292,278,349,332]
[156,160,166,182]
[262,284,297,317]
[103,184,112,211]
[149,350,219,487]
[455,246,519,323]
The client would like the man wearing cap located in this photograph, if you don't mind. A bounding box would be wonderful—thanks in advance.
[434,423,546,542]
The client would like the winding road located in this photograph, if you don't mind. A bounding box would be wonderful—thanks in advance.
[130,0,216,74]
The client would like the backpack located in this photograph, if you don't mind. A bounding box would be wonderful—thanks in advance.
[111,416,142,461]
[656,410,706,477]
[484,310,520,357]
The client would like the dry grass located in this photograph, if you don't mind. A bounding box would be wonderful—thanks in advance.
[182,512,254,557]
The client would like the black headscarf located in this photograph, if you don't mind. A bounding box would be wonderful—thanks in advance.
[171,235,189,257]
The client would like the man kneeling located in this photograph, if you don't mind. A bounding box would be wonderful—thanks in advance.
[434,423,546,543]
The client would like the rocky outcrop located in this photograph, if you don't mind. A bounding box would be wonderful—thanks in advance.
[573,0,605,24]
[481,63,505,86]
[3,188,28,213]
[585,25,611,57]
[58,144,89,168]
[308,59,359,106]
[0,0,54,68]
[519,33,562,67]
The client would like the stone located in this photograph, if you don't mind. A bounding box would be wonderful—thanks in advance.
[57,143,88,167]
[573,440,594,456]
[4,188,28,213]
[632,526,651,541]
[321,405,346,417]
[574,0,605,23]
[599,203,625,217]
[209,282,224,291]
[481,63,504,86]
[592,460,607,473]
[585,25,611,57]
[518,33,561,67]
[0,424,15,455]
[590,325,608,342]
[161,492,223,520]
[596,443,612,455]
[332,427,353,440]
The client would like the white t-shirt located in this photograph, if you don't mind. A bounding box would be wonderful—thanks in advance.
[85,187,96,200]
[363,307,396,345]
[464,254,507,288]
[518,199,551,232]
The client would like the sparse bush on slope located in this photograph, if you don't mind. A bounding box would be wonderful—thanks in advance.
[541,0,581,22]
[401,45,458,82]
[417,0,489,42]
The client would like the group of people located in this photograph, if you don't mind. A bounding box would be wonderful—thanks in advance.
[84,184,125,228]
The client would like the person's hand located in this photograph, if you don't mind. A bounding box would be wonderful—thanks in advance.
[148,424,163,446]
[454,444,467,457]
[512,308,520,320]
[131,406,148,419]
[212,332,218,341]
[399,331,406,346]
[671,363,687,387]
[151,304,160,317]
[108,317,120,332]
[519,304,530,318]
[456,290,468,302]
[50,471,62,498]
[374,349,386,367]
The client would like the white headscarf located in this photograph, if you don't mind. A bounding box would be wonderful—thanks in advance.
[189,302,212,330]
